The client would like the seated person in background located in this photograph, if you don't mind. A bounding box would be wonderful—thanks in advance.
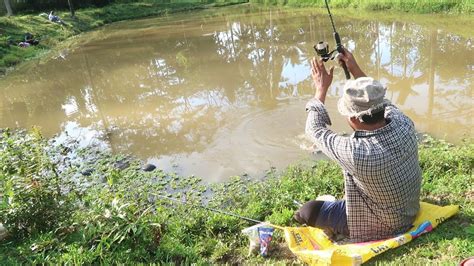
[18,42,31,48]
[294,49,422,243]
[24,33,39,46]
[18,33,39,48]
[48,11,65,25]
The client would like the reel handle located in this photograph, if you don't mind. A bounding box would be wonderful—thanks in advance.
[334,32,351,80]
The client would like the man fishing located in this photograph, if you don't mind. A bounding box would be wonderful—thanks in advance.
[293,49,422,242]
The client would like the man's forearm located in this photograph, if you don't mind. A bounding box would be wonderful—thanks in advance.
[351,66,367,79]
[315,90,328,104]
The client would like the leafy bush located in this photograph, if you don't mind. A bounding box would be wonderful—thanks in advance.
[0,129,74,238]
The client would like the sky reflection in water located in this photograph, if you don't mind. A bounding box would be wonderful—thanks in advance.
[0,6,472,181]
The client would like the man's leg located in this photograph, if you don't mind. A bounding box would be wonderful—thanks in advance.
[294,200,349,236]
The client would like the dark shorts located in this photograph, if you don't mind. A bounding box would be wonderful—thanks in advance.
[294,200,349,236]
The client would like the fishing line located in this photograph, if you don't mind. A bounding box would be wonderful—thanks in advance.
[324,0,337,33]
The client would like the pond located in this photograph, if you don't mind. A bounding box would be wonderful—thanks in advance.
[0,5,472,181]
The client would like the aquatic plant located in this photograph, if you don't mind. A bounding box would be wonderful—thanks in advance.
[0,129,472,264]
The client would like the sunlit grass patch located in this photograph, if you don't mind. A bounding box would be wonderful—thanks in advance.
[0,128,472,264]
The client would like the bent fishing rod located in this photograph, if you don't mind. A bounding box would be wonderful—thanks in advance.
[153,193,264,224]
[313,0,351,80]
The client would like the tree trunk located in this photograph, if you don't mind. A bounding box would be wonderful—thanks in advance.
[4,0,13,17]
[67,0,75,18]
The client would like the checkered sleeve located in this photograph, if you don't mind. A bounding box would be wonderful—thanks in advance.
[305,98,355,173]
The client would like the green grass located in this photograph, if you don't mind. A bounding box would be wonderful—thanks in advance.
[0,129,472,264]
[0,1,246,75]
[249,0,473,13]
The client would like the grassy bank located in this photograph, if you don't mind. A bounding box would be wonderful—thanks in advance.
[249,0,473,13]
[0,129,472,264]
[0,1,245,75]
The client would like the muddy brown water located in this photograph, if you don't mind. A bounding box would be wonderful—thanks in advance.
[1,6,473,181]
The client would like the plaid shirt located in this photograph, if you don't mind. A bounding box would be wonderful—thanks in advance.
[305,98,421,242]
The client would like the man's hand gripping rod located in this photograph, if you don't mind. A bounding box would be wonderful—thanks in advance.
[321,0,351,80]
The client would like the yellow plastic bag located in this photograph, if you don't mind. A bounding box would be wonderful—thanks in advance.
[283,202,459,265]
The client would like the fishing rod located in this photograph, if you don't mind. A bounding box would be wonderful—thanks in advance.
[313,0,351,80]
[153,193,265,224]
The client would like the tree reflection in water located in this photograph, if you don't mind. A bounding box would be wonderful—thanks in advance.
[0,6,472,179]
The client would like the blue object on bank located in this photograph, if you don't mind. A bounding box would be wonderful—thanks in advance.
[258,227,274,257]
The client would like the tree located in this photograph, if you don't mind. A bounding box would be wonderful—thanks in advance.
[3,0,13,16]
[67,0,75,18]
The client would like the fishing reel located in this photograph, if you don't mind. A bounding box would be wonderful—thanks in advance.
[315,0,352,79]
[313,41,337,62]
